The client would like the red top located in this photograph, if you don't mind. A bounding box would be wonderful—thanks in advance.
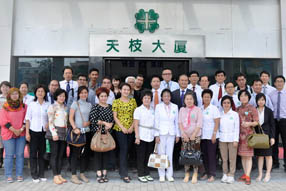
[0,105,27,140]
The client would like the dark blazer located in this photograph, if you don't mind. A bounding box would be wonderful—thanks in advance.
[171,88,198,109]
[256,106,275,139]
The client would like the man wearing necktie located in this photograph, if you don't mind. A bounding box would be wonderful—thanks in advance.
[260,71,276,96]
[270,76,286,170]
[59,66,78,102]
[210,70,226,107]
[47,80,59,104]
[160,68,179,92]
[151,75,162,109]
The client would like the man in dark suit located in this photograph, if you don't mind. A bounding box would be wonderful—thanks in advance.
[171,74,198,170]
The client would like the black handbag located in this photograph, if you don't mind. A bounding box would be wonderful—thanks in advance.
[179,148,203,166]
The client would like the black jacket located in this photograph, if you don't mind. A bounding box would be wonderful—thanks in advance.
[256,106,275,139]
[171,88,198,109]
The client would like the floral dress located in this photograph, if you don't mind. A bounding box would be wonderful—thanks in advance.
[237,104,259,157]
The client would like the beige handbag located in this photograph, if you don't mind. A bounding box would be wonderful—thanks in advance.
[147,143,170,169]
[90,125,116,152]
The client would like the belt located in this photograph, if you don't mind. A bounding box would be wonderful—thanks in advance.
[139,125,154,129]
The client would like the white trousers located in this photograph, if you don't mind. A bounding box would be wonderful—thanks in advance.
[158,135,175,178]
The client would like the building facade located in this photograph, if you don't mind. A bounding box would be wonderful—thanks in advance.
[0,0,286,90]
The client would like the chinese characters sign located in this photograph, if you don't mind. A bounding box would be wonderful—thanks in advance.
[90,34,205,58]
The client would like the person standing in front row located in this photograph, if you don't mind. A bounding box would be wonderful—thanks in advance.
[270,75,286,170]
[112,83,137,183]
[134,90,155,183]
[200,89,220,182]
[25,85,50,183]
[179,92,202,184]
[255,93,275,183]
[219,95,239,184]
[237,90,259,185]
[45,89,68,185]
[154,89,180,182]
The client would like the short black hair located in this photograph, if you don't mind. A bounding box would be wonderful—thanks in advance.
[215,70,226,76]
[199,75,209,82]
[252,79,263,86]
[202,89,213,98]
[0,81,12,89]
[62,66,73,74]
[19,82,29,89]
[189,71,200,77]
[260,71,270,77]
[77,86,89,101]
[33,84,47,101]
[54,88,68,102]
[140,90,153,101]
[224,81,235,88]
[221,95,234,107]
[77,73,87,80]
[119,83,131,90]
[274,75,285,83]
[238,90,251,102]
[162,68,172,73]
[178,74,188,80]
[255,93,266,107]
[102,76,112,83]
[89,68,99,74]
[151,75,161,81]
[136,74,144,79]
[235,73,246,80]
[161,89,172,101]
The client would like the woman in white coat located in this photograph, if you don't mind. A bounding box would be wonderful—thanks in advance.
[154,89,180,182]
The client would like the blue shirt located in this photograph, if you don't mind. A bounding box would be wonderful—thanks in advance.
[160,80,179,92]
[270,89,286,119]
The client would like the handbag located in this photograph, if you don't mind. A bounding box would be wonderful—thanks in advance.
[66,102,86,147]
[179,142,203,166]
[147,143,170,169]
[247,124,270,149]
[90,125,116,152]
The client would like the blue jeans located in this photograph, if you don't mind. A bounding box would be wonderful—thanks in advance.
[3,136,26,178]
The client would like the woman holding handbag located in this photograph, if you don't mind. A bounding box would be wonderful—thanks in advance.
[255,93,275,183]
[178,92,203,184]
[45,88,68,185]
[154,89,180,183]
[134,90,155,183]
[237,90,259,185]
[90,87,114,183]
[112,83,137,183]
[219,95,240,184]
[69,86,92,184]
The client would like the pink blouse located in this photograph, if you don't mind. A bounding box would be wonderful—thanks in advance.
[0,105,27,140]
[179,106,203,137]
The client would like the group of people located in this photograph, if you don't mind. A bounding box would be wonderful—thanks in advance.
[0,66,285,186]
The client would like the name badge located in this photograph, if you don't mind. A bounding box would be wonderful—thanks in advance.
[191,114,195,119]
[230,116,233,120]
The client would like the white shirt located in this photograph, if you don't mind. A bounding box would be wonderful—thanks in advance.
[201,104,220,139]
[262,84,276,96]
[23,94,34,106]
[95,90,115,105]
[218,94,241,112]
[219,109,240,142]
[209,82,226,104]
[151,88,162,109]
[257,107,265,126]
[160,80,180,92]
[59,80,78,92]
[198,88,219,108]
[25,101,50,132]
[187,84,202,93]
[154,102,180,137]
[134,105,155,142]
[249,92,274,111]
[235,85,252,94]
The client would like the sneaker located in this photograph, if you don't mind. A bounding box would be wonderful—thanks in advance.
[138,176,148,183]
[159,176,165,182]
[167,177,174,182]
[32,179,40,183]
[40,178,47,182]
[145,175,154,181]
[227,176,235,184]
[221,174,228,183]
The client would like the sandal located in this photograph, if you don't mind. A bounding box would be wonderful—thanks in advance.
[102,174,109,183]
[238,174,246,182]
[245,176,251,185]
[122,177,131,183]
[96,175,104,183]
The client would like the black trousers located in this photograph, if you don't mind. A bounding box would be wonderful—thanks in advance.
[70,145,85,175]
[201,139,217,177]
[94,151,109,171]
[115,131,133,178]
[135,140,154,177]
[50,140,66,176]
[173,139,182,169]
[273,119,286,167]
[81,132,93,171]
[29,130,46,179]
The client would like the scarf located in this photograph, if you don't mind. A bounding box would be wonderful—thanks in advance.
[2,88,24,112]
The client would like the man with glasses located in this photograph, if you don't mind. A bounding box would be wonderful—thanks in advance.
[47,80,60,104]
[218,82,241,111]
[270,76,286,170]
[160,68,179,91]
